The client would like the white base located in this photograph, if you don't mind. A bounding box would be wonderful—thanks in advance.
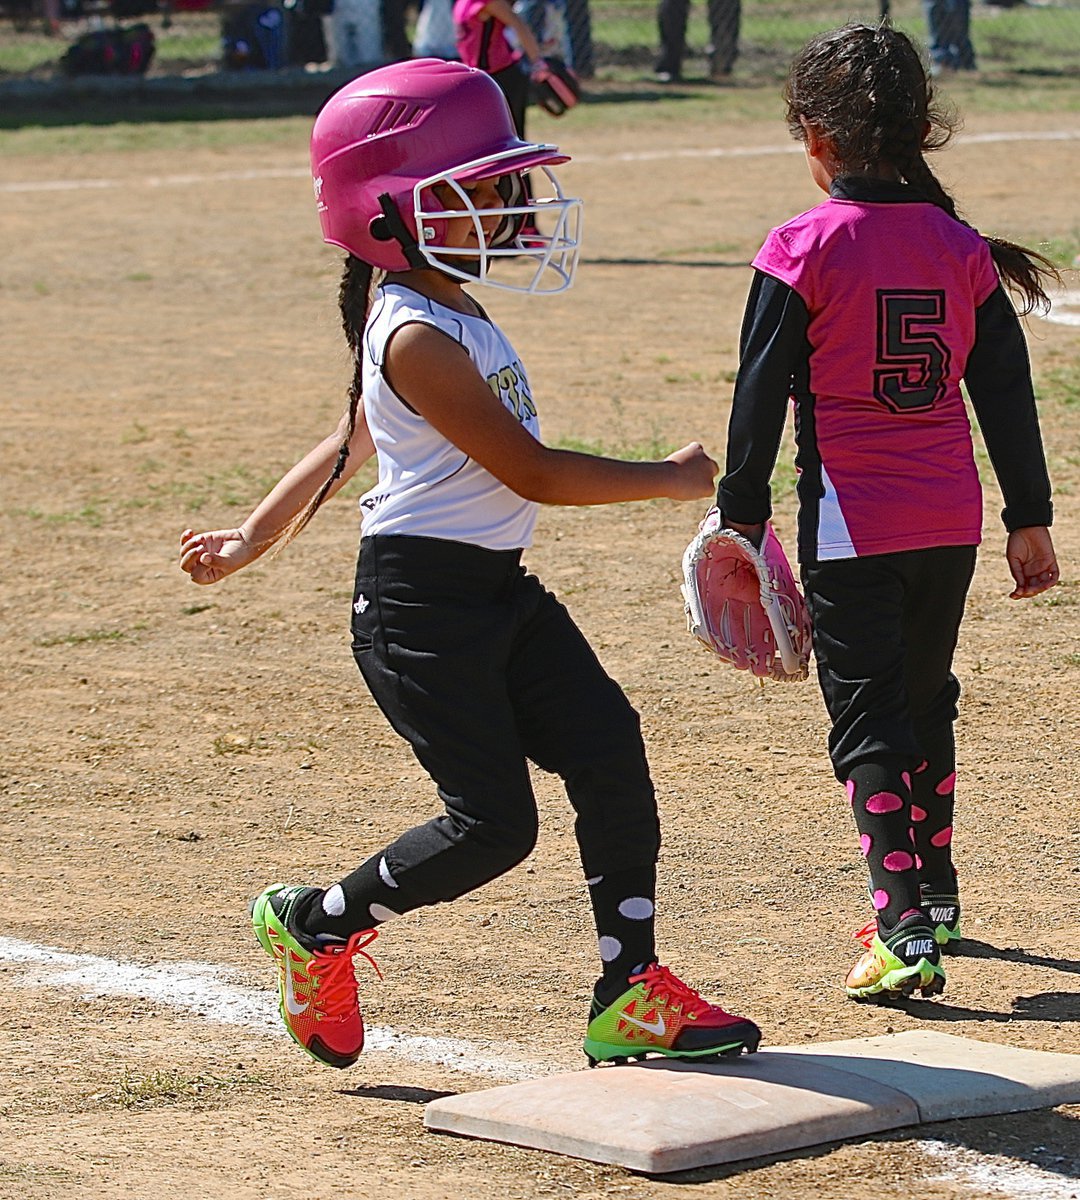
[424,1032,1080,1173]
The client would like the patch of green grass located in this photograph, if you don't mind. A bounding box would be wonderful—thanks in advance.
[16,502,104,527]
[130,463,286,513]
[121,421,152,445]
[1032,235,1080,272]
[0,1161,75,1183]
[35,628,128,647]
[1,110,312,156]
[1035,580,1077,608]
[770,459,798,495]
[98,1068,269,1109]
[552,432,674,460]
[1041,363,1080,408]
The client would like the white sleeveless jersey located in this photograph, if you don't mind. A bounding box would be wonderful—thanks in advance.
[358,283,540,551]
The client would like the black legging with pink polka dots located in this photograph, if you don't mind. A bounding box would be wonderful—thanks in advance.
[803,545,976,932]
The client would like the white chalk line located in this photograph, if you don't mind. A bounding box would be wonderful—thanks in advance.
[919,1137,1080,1200]
[2,129,1077,194]
[1043,289,1080,327]
[0,934,553,1082]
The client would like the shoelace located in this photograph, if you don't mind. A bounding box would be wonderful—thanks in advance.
[628,963,712,1019]
[306,929,382,1021]
[853,908,926,952]
[854,921,877,949]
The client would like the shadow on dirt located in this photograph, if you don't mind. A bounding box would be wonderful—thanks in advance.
[950,938,1080,975]
[891,991,1080,1024]
[341,1083,455,1104]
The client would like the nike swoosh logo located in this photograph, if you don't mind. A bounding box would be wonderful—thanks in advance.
[622,1013,666,1036]
[283,953,309,1016]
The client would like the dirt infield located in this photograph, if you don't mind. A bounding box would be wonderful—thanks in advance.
[1,94,1079,1200]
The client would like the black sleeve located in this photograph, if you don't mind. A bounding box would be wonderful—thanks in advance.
[715,270,810,525]
[965,284,1053,531]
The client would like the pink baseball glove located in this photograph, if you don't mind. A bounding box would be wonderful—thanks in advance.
[530,57,581,117]
[680,509,812,682]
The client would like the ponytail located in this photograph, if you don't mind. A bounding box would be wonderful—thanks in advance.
[899,151,1059,315]
[275,254,382,550]
[786,21,1061,314]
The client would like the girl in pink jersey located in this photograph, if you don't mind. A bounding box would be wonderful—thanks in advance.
[180,60,761,1069]
[453,0,542,141]
[716,23,1059,1001]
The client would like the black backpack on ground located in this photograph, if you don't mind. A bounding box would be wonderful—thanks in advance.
[60,23,156,76]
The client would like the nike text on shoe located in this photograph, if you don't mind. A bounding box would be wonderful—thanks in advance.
[859,884,961,952]
[845,912,946,1002]
[250,883,381,1068]
[919,884,962,949]
[583,963,761,1066]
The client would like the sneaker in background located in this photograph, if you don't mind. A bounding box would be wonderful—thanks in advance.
[845,911,945,1001]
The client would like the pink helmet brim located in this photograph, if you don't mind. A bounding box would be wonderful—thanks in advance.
[453,146,570,184]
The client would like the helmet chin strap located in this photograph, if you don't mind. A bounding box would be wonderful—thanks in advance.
[377,189,484,281]
[375,193,428,270]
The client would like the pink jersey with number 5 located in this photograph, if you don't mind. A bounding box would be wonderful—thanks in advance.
[754,197,1000,560]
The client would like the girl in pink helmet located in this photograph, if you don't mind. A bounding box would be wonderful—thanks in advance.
[180,59,761,1070]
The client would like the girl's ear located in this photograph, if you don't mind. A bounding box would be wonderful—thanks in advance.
[800,116,828,159]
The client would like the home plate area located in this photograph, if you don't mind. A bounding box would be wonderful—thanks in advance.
[424,1031,1080,1174]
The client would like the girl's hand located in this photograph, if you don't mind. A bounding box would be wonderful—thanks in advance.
[724,519,765,548]
[1006,526,1059,599]
[663,442,719,500]
[179,527,260,585]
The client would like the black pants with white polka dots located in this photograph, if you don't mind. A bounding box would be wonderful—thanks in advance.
[299,535,661,991]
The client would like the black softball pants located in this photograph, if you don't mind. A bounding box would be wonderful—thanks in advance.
[347,535,660,914]
[802,544,977,781]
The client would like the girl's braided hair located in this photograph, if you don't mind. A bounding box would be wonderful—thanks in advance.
[277,254,381,547]
[783,22,1059,313]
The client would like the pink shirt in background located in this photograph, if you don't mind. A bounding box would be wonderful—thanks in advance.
[453,0,520,72]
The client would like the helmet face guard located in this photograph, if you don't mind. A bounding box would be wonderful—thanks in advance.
[411,150,582,295]
[311,59,582,295]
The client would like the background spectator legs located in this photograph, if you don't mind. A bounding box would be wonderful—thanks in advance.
[706,0,738,77]
[655,0,689,80]
[381,0,413,60]
[923,0,977,70]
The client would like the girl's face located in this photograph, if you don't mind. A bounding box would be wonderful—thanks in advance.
[430,177,506,251]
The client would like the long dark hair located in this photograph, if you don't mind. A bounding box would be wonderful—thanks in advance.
[277,254,381,548]
[783,22,1059,313]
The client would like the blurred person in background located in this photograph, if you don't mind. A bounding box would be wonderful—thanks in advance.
[655,0,739,83]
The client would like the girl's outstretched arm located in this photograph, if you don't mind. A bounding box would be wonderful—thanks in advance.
[179,408,375,585]
[386,323,717,503]
[1006,526,1059,599]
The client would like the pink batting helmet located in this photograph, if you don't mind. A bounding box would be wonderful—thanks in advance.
[310,58,577,278]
